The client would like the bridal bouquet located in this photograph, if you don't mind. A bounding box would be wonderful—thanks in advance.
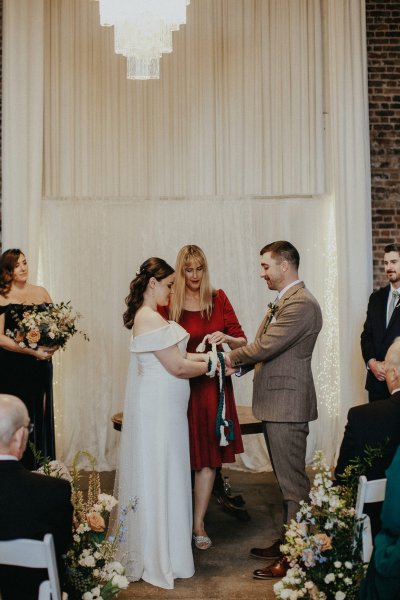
[35,449,135,600]
[6,301,88,349]
[274,451,365,600]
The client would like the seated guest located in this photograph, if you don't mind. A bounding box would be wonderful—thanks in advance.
[0,394,73,600]
[358,445,400,600]
[335,338,400,536]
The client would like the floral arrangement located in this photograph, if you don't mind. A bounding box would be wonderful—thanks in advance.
[6,301,88,350]
[274,450,365,600]
[35,449,135,600]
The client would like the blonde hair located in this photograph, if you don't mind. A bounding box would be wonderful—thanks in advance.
[169,245,214,322]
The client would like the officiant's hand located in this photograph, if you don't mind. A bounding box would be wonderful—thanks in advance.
[207,330,230,345]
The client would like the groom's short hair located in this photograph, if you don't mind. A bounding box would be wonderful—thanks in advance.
[260,241,300,270]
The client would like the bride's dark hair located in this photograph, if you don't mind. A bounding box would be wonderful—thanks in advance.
[123,257,174,329]
[0,249,24,297]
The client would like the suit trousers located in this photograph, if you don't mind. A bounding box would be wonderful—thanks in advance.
[262,421,310,538]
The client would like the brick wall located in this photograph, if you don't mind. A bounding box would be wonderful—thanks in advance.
[367,0,400,288]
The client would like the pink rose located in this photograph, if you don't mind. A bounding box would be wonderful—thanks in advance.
[27,328,41,344]
[86,512,106,532]
[315,533,332,552]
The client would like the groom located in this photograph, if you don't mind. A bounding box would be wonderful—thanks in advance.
[225,241,322,580]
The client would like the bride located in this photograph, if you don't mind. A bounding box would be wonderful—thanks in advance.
[114,257,210,589]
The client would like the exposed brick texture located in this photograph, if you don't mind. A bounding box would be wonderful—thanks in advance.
[367,0,400,288]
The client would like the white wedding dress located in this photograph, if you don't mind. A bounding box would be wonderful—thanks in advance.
[114,321,195,589]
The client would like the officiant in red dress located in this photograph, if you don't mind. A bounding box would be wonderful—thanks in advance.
[164,245,246,550]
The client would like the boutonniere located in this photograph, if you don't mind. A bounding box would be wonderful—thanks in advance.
[263,302,279,333]
[267,301,279,317]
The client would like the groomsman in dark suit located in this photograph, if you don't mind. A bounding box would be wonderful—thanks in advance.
[361,243,400,401]
[335,338,400,536]
[0,394,73,600]
[225,241,322,580]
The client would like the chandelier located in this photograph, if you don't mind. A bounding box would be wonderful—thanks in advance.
[96,0,190,80]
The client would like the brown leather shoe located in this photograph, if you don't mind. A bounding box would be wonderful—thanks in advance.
[249,539,283,559]
[253,557,289,580]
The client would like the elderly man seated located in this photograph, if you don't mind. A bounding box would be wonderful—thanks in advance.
[0,394,73,600]
[335,338,400,537]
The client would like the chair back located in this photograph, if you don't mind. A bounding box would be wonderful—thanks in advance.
[0,533,61,600]
[355,475,387,564]
[355,475,387,518]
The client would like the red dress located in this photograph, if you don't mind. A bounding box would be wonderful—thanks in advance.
[179,289,245,470]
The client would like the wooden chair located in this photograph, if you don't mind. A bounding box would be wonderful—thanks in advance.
[0,533,61,600]
[355,475,387,563]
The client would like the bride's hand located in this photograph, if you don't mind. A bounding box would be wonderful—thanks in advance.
[187,352,208,363]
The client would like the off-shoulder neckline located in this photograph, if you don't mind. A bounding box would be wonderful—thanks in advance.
[0,302,51,307]
[132,321,174,339]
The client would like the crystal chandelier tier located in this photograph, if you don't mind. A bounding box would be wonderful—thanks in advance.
[96,0,190,80]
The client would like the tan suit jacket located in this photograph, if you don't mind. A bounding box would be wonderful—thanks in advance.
[229,282,322,422]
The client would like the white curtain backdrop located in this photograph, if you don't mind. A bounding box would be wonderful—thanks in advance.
[1,0,44,275]
[2,0,371,471]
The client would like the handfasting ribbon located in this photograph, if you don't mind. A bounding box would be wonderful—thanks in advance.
[195,335,235,446]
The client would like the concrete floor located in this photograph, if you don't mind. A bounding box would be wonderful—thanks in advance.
[112,468,284,600]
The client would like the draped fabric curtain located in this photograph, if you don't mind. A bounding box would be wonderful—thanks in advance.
[2,0,371,471]
[1,0,44,275]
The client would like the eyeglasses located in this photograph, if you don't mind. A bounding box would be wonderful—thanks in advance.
[24,423,34,434]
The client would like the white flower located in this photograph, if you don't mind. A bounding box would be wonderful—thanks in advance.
[344,577,352,585]
[305,581,314,590]
[83,555,96,567]
[73,534,80,543]
[91,587,101,598]
[324,573,335,584]
[82,593,93,600]
[111,574,129,589]
[335,592,346,600]
[103,561,122,574]
[97,493,118,511]
[344,561,352,569]
[334,561,342,568]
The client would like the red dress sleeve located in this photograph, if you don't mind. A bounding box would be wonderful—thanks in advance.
[217,290,246,341]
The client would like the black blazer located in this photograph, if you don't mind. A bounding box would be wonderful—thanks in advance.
[360,285,400,399]
[335,391,400,539]
[335,390,400,481]
[0,460,73,600]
